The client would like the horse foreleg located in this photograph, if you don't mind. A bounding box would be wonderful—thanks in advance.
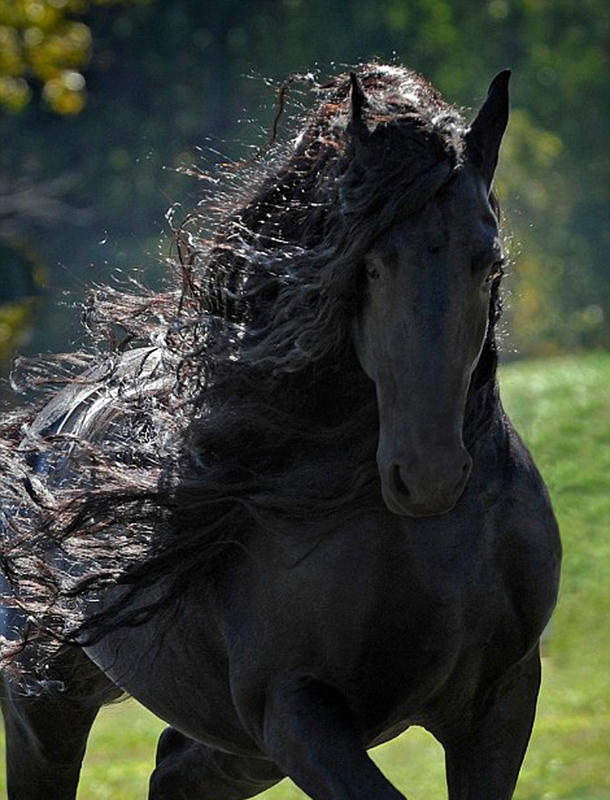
[1,647,120,800]
[262,673,405,800]
[442,647,541,800]
[149,727,283,800]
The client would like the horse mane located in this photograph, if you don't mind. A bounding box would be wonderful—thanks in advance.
[0,64,503,664]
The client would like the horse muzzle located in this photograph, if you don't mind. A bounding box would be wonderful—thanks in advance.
[379,447,473,517]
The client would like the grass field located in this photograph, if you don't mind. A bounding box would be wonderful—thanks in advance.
[1,352,609,799]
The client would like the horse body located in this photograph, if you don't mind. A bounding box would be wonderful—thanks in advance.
[85,412,557,753]
[0,64,560,799]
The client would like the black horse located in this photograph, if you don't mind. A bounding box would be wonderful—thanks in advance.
[0,64,560,799]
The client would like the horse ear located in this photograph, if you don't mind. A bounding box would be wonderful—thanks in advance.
[465,69,511,189]
[347,72,369,147]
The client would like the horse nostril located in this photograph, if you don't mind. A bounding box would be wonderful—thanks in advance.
[390,465,410,499]
[460,457,472,484]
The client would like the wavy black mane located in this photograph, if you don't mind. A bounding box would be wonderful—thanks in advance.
[0,64,503,662]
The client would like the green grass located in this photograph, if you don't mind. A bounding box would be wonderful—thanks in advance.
[1,353,609,798]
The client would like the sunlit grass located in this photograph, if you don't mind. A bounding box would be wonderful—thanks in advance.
[499,353,610,800]
[1,353,609,798]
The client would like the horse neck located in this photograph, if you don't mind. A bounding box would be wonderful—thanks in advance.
[463,364,502,452]
[293,355,377,437]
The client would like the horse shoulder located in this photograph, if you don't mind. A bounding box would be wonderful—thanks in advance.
[482,420,561,653]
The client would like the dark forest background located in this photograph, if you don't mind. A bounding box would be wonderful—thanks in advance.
[0,0,608,365]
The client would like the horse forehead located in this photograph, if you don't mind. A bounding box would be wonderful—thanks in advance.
[422,172,495,249]
[377,170,496,257]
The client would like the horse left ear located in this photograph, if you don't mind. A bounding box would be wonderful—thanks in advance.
[465,70,511,190]
[347,71,370,147]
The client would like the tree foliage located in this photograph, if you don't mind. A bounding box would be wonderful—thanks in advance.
[0,0,130,114]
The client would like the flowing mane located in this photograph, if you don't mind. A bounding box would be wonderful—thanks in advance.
[0,64,503,660]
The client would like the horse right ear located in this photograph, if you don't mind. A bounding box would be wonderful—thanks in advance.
[347,72,370,148]
[465,70,511,190]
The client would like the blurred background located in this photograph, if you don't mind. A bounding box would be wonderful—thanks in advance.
[0,1,608,798]
[0,0,608,364]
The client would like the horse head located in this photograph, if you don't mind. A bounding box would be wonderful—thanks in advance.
[351,71,509,517]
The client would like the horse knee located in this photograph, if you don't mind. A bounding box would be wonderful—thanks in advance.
[155,726,190,764]
[149,763,188,800]
[150,729,205,800]
[150,730,282,800]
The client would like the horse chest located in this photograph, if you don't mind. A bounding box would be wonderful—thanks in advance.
[85,491,555,755]
[216,515,515,732]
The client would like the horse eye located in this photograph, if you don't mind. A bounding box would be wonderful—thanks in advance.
[366,265,381,280]
[476,256,504,284]
[487,259,505,282]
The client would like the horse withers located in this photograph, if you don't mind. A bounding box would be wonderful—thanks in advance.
[0,64,561,800]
